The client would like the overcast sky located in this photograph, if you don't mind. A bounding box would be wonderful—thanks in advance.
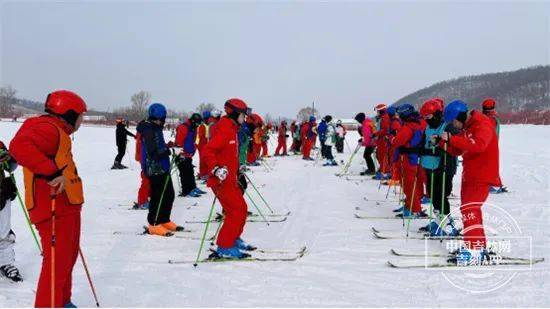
[1,0,548,118]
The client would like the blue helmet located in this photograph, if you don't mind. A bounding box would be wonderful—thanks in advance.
[387,106,397,117]
[444,100,468,123]
[309,116,316,122]
[148,103,167,120]
[396,103,415,119]
[202,110,211,119]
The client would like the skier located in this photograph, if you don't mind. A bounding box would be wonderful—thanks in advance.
[436,100,499,259]
[175,113,206,198]
[482,98,507,194]
[354,113,376,175]
[196,110,213,180]
[391,104,427,218]
[274,120,288,156]
[238,122,251,166]
[373,104,391,180]
[112,118,136,169]
[322,115,338,166]
[417,99,458,235]
[386,106,402,186]
[291,121,302,154]
[203,98,255,258]
[134,122,150,209]
[10,90,87,307]
[301,116,317,161]
[260,124,270,158]
[0,142,22,282]
[317,117,328,159]
[137,103,182,236]
[334,120,347,153]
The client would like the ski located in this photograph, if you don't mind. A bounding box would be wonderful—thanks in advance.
[387,258,544,269]
[168,246,307,264]
[389,249,545,263]
[185,216,288,224]
[373,230,462,240]
[354,213,430,220]
[113,226,199,240]
[247,211,291,218]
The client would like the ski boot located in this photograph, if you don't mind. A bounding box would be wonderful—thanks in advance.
[191,188,206,195]
[235,238,257,251]
[161,221,185,232]
[448,247,489,265]
[212,246,250,259]
[302,157,314,161]
[395,209,428,219]
[147,224,173,237]
[330,159,338,166]
[64,301,77,308]
[490,186,508,194]
[418,221,440,234]
[0,264,22,282]
[420,196,431,204]
[186,190,202,198]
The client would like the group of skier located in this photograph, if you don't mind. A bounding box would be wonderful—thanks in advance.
[352,98,505,263]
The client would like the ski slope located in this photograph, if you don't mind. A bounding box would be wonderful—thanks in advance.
[0,121,548,307]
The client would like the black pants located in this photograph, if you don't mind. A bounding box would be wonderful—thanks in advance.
[319,140,326,158]
[363,146,376,172]
[323,145,334,160]
[147,173,175,225]
[176,157,197,196]
[425,168,454,216]
[114,143,126,163]
[335,138,344,153]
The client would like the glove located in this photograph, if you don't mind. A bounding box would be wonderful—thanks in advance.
[238,165,247,174]
[358,138,363,144]
[213,166,228,182]
[167,141,175,148]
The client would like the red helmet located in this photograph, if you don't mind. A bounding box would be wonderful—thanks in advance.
[224,98,248,114]
[482,98,496,111]
[420,99,443,117]
[375,103,387,111]
[45,90,87,115]
[433,98,445,110]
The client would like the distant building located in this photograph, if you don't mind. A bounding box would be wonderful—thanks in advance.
[83,115,107,122]
[336,118,359,130]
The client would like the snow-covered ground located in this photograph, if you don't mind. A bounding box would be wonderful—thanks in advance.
[0,121,548,307]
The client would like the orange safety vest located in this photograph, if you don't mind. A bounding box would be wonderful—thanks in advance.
[23,121,84,210]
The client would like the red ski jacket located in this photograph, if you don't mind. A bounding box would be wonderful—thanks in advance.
[9,115,82,224]
[375,113,390,144]
[441,110,499,185]
[203,116,240,188]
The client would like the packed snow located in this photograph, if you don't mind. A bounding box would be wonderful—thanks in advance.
[0,121,548,307]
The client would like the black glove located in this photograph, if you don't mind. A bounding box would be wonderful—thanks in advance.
[0,177,17,211]
[285,134,289,138]
[238,172,247,194]
[358,138,363,143]
[398,146,420,154]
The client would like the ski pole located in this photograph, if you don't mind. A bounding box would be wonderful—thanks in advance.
[194,196,217,267]
[440,142,448,225]
[244,191,269,226]
[344,138,352,153]
[79,248,100,307]
[428,146,436,221]
[153,156,177,225]
[399,156,405,227]
[243,173,274,213]
[377,153,389,191]
[50,192,57,308]
[4,162,42,254]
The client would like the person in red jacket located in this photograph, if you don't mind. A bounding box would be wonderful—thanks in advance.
[301,116,317,160]
[436,100,499,257]
[274,121,288,156]
[10,90,87,308]
[391,104,426,218]
[386,106,402,186]
[374,104,391,180]
[481,98,507,194]
[203,98,255,259]
[134,123,151,209]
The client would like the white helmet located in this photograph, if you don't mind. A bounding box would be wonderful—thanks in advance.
[211,109,222,117]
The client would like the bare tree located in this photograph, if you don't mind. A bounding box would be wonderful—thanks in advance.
[0,86,17,117]
[196,102,216,115]
[264,113,275,125]
[129,90,151,120]
[296,107,319,122]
